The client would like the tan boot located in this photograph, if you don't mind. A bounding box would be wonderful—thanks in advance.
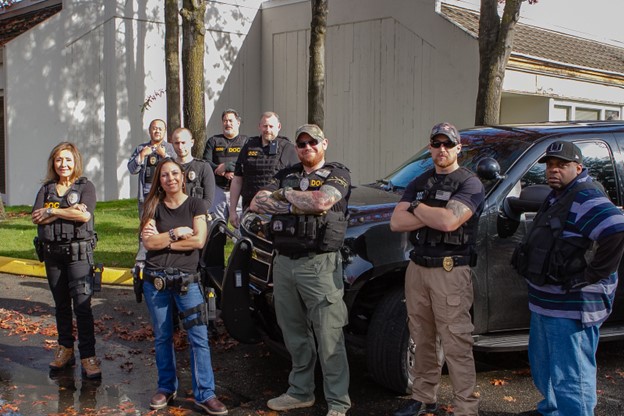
[81,357,102,379]
[49,345,75,370]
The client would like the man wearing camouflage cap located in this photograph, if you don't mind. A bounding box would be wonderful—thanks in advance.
[250,124,352,416]
[390,122,485,416]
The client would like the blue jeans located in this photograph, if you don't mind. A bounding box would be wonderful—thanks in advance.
[144,280,216,402]
[528,312,600,416]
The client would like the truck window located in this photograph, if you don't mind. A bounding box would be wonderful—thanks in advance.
[520,141,618,205]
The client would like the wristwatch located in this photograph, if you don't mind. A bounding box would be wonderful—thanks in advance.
[406,200,420,214]
[46,207,54,216]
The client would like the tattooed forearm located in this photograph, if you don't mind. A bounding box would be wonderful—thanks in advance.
[287,185,341,213]
[446,200,472,220]
[252,191,291,214]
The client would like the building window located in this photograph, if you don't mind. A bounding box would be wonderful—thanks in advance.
[551,101,621,122]
[575,108,600,121]
[553,105,571,121]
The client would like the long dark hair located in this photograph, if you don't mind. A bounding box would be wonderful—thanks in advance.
[44,142,84,184]
[139,158,186,230]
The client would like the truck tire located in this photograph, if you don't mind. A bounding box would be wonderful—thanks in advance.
[366,286,413,394]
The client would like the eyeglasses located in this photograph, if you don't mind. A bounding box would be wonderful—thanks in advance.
[296,140,320,149]
[430,140,457,149]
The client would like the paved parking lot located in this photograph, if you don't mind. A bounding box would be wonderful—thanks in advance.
[1,273,623,415]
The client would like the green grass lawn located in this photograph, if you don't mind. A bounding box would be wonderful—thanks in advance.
[1,199,234,270]
[2,199,141,268]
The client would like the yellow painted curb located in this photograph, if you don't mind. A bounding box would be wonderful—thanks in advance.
[0,256,133,286]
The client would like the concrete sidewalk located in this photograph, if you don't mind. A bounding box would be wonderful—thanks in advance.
[0,255,133,286]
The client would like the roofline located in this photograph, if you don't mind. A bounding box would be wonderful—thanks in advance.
[0,0,61,20]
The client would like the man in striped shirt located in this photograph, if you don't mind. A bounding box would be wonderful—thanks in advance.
[513,141,624,415]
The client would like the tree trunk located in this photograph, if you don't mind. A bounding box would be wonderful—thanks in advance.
[308,0,328,129]
[181,0,206,158]
[0,198,5,221]
[165,0,181,141]
[475,0,522,126]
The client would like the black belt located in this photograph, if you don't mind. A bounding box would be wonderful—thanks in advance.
[409,253,475,270]
[279,250,326,260]
[143,270,200,292]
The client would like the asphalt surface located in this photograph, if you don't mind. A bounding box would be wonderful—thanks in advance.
[1,272,623,416]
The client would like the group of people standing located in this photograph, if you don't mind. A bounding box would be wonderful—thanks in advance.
[31,114,624,416]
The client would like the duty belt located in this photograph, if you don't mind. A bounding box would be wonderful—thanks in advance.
[409,253,476,272]
[278,250,327,260]
[143,269,201,293]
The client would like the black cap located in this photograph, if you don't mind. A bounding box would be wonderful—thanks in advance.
[538,141,583,164]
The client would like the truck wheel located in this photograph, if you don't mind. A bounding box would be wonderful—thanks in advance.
[366,286,413,394]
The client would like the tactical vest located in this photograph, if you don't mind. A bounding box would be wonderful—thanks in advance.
[269,163,349,255]
[38,177,95,243]
[512,181,597,286]
[209,134,246,189]
[241,136,291,206]
[409,167,479,257]
[144,148,164,185]
[183,159,209,200]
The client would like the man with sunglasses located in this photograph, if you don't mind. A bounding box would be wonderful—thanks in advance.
[390,122,484,416]
[250,124,351,416]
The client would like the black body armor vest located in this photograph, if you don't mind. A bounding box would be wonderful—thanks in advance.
[38,177,95,243]
[269,163,349,255]
[208,134,246,188]
[512,181,597,286]
[183,159,210,200]
[241,136,291,206]
[409,167,479,257]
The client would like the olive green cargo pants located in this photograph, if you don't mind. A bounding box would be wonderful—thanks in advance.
[273,252,351,414]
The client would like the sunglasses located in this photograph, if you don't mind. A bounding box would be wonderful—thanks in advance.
[296,139,320,149]
[430,140,457,149]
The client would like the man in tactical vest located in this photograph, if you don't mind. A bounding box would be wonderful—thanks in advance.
[173,127,215,209]
[128,119,176,216]
[390,122,484,416]
[250,124,351,416]
[128,119,175,265]
[202,109,247,222]
[511,141,624,415]
[229,111,299,228]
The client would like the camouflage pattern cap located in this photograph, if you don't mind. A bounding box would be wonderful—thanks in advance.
[296,124,325,144]
[430,122,460,145]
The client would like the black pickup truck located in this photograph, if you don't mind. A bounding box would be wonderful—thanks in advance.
[203,121,624,394]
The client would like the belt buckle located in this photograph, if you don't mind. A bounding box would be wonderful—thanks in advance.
[153,276,166,291]
[442,256,454,272]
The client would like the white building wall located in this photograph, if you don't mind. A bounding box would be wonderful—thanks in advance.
[4,0,262,205]
[262,0,479,185]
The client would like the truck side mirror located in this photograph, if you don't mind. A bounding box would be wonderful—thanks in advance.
[476,157,503,181]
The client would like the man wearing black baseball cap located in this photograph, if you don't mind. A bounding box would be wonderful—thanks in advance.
[513,140,624,415]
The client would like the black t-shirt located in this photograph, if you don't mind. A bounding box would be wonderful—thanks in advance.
[401,169,484,215]
[145,197,208,273]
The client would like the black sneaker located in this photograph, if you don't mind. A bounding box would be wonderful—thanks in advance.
[393,399,438,416]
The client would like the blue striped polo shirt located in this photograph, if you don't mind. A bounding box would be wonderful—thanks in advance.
[528,171,624,327]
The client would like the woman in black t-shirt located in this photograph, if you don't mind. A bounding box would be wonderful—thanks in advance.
[139,158,227,415]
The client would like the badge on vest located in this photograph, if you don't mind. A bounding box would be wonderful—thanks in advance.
[188,170,196,181]
[435,190,452,201]
[67,191,80,205]
[300,178,309,191]
[149,156,157,165]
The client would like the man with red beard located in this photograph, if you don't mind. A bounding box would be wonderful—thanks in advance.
[250,124,351,416]
[390,122,484,416]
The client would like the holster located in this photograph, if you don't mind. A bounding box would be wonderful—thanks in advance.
[33,237,45,262]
